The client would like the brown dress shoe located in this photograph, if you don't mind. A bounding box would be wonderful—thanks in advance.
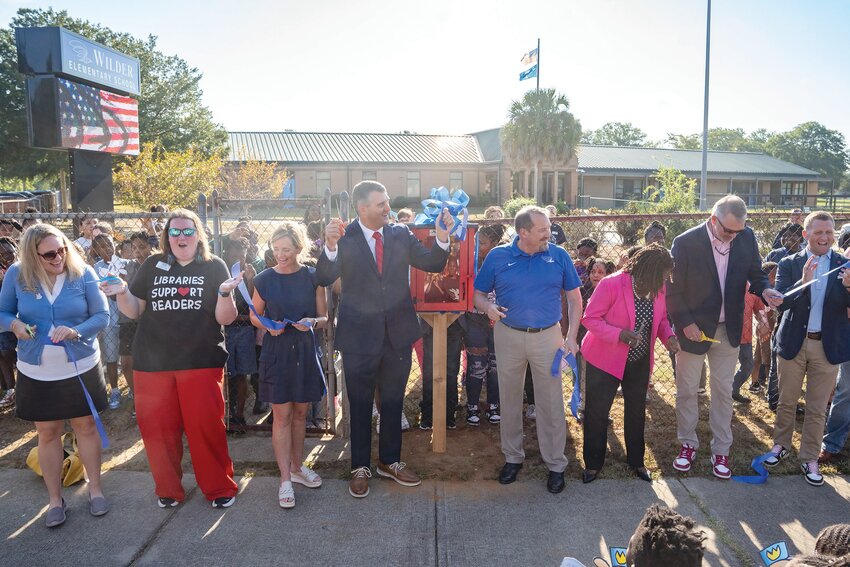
[349,466,371,498]
[818,449,835,465]
[376,461,421,487]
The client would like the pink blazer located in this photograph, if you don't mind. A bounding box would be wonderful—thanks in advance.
[580,271,674,380]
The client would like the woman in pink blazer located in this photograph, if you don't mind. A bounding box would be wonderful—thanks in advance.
[580,245,680,483]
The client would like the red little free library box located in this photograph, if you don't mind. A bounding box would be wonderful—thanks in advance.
[409,224,477,313]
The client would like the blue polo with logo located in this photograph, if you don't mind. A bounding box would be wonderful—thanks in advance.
[474,237,581,329]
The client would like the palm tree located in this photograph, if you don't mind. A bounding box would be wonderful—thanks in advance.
[501,89,582,203]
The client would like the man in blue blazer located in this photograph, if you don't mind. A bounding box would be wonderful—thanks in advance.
[763,211,850,486]
[667,195,783,479]
[317,181,453,498]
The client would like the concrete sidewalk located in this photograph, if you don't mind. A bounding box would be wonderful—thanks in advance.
[1,468,848,567]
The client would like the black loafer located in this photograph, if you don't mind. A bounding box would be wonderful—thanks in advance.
[498,462,523,484]
[582,469,598,484]
[547,471,565,494]
[732,392,752,404]
[633,467,652,482]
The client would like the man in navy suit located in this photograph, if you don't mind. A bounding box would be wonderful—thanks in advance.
[762,211,850,486]
[317,181,453,498]
[667,195,783,479]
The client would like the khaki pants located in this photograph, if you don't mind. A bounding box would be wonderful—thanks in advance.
[775,338,838,462]
[494,323,568,472]
[675,324,739,455]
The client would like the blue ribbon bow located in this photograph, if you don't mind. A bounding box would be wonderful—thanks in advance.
[413,186,470,240]
[551,348,581,418]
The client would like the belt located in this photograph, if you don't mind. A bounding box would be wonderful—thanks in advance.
[806,331,822,340]
[501,322,557,333]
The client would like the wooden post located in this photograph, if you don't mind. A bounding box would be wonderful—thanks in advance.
[420,312,460,453]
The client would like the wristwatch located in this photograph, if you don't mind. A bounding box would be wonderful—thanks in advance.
[218,289,232,298]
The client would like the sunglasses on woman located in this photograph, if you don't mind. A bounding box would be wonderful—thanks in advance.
[167,227,197,237]
[38,246,67,261]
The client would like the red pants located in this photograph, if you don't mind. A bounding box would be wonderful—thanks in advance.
[135,368,238,501]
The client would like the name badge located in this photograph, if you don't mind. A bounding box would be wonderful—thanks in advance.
[155,261,171,272]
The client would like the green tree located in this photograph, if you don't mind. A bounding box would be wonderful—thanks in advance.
[582,122,649,147]
[220,147,290,200]
[665,133,701,150]
[765,122,849,189]
[113,142,222,208]
[501,88,581,203]
[0,8,227,183]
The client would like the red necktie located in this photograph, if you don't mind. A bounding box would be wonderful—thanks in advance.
[373,231,383,275]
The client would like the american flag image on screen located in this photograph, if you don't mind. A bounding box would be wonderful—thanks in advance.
[57,78,139,156]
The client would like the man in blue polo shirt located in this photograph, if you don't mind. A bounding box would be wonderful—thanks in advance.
[474,205,583,494]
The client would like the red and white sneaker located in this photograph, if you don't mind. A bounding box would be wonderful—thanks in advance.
[673,444,697,472]
[711,454,732,479]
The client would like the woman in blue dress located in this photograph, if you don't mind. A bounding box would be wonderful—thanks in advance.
[251,222,327,509]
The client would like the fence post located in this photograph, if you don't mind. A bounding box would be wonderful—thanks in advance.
[211,190,221,257]
[197,193,208,227]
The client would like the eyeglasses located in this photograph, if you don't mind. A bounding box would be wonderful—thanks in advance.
[714,217,745,236]
[38,246,67,261]
[168,227,197,237]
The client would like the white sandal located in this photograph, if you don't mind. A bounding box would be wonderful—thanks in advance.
[290,465,322,488]
[278,481,295,509]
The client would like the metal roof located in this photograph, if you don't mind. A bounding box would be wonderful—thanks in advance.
[576,145,821,177]
[227,131,822,178]
[227,132,483,164]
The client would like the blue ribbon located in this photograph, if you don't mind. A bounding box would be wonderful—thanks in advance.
[731,450,774,484]
[230,263,310,332]
[39,335,110,449]
[552,348,581,418]
[413,186,470,240]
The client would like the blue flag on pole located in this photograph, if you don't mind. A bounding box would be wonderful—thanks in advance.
[519,64,538,81]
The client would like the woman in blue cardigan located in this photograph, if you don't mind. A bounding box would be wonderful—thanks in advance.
[0,223,109,528]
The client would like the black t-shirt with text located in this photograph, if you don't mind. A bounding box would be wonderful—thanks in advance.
[130,254,229,372]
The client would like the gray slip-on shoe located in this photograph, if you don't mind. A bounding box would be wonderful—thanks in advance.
[45,499,66,528]
[89,496,109,517]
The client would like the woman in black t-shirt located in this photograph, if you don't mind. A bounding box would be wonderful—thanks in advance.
[101,209,244,510]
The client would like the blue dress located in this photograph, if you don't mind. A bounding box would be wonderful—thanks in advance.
[253,266,325,404]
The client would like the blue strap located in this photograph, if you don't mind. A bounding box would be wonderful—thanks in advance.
[551,348,581,418]
[731,450,773,484]
[40,335,110,449]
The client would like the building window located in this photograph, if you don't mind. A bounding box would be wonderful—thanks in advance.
[362,171,377,181]
[781,181,806,206]
[732,180,756,206]
[449,171,463,191]
[614,177,644,204]
[316,171,331,195]
[407,172,420,198]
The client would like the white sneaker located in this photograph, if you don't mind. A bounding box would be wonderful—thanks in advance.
[0,388,15,407]
[801,461,824,486]
[290,465,322,488]
[525,404,536,420]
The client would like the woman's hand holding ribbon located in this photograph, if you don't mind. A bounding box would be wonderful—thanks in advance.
[219,271,244,294]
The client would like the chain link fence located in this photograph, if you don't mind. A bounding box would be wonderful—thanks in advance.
[3,204,848,451]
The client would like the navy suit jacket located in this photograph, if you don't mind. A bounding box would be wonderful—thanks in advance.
[667,222,769,354]
[774,249,850,365]
[316,220,449,355]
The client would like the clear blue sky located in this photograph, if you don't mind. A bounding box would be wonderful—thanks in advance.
[3,0,849,144]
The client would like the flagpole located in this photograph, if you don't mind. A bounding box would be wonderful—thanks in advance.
[699,0,711,210]
[536,37,540,92]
